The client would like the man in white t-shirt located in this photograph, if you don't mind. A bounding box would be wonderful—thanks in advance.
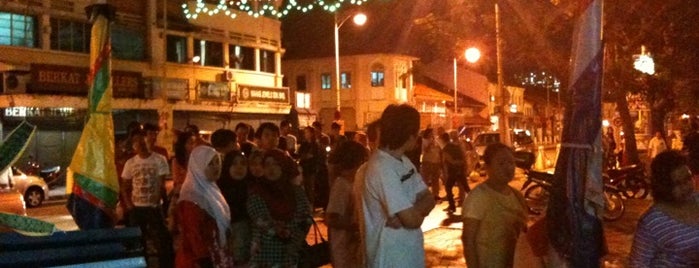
[121,130,173,266]
[647,131,667,161]
[360,104,435,268]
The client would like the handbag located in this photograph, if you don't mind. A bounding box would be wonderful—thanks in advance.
[299,217,331,268]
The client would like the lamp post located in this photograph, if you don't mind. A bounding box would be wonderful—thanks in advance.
[334,12,366,120]
[453,47,480,127]
[495,3,511,146]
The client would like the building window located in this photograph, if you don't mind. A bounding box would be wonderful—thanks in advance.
[230,45,255,71]
[341,72,351,89]
[296,75,307,91]
[0,12,37,47]
[260,49,275,73]
[49,18,90,53]
[194,39,224,67]
[321,73,331,90]
[166,35,187,63]
[296,92,311,108]
[112,24,144,60]
[371,71,384,87]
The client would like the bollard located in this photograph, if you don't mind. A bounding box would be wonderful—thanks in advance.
[535,145,546,170]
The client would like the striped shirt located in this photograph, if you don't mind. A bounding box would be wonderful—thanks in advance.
[629,203,699,268]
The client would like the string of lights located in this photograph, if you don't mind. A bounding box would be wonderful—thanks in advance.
[182,0,369,19]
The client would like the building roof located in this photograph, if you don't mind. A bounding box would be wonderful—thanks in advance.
[413,83,453,102]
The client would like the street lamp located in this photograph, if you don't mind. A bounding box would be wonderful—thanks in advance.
[334,12,367,120]
[453,47,480,127]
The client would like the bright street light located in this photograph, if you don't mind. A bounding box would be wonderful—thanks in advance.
[453,47,480,128]
[465,47,481,63]
[334,12,367,120]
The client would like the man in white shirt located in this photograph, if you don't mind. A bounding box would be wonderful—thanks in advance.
[121,130,173,266]
[360,104,435,268]
[647,131,667,161]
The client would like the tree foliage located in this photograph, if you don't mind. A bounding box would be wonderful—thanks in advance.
[413,0,699,164]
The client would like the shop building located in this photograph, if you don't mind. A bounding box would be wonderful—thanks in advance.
[0,0,291,168]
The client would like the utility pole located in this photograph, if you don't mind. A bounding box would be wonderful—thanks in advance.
[496,3,511,146]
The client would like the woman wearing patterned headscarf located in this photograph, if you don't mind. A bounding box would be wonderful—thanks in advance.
[247,149,312,267]
[176,146,233,268]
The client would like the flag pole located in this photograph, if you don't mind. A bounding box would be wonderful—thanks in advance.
[546,0,606,266]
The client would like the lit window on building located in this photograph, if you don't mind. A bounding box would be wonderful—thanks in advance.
[0,12,37,47]
[296,92,311,108]
[341,72,351,89]
[371,71,384,87]
[321,73,331,90]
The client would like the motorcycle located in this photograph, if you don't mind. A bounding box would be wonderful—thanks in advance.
[604,164,649,199]
[516,151,625,221]
[514,151,554,215]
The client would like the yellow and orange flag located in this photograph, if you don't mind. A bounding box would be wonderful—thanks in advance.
[66,2,119,229]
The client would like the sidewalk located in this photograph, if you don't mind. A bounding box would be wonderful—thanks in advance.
[310,170,644,267]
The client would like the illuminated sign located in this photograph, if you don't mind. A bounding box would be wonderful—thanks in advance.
[148,78,188,100]
[237,84,289,103]
[29,64,142,97]
[198,81,231,101]
[4,107,77,118]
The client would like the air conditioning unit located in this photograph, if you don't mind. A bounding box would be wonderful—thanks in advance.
[223,70,234,81]
[1,72,29,94]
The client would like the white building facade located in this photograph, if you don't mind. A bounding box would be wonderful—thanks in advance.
[283,53,417,131]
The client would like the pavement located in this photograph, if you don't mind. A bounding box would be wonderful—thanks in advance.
[309,169,650,267]
[46,169,649,267]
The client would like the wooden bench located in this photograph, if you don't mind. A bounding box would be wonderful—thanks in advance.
[0,227,146,267]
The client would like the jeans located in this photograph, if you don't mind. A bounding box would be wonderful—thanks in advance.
[128,206,174,268]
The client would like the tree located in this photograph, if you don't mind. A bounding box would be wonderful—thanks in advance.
[603,0,699,164]
[414,0,699,165]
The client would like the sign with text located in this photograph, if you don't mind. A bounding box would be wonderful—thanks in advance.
[238,85,289,103]
[148,77,189,100]
[29,64,142,97]
[198,81,231,101]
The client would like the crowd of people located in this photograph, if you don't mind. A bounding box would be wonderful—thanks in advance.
[112,107,698,268]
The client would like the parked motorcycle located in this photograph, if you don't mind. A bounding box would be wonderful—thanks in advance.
[604,164,649,199]
[514,151,554,215]
[516,151,625,221]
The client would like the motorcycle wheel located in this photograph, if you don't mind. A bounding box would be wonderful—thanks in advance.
[524,185,549,214]
[621,177,650,199]
[602,190,625,221]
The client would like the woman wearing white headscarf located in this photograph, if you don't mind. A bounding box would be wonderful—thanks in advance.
[175,146,233,268]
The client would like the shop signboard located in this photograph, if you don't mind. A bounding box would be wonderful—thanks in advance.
[237,84,289,104]
[197,81,231,102]
[147,77,188,100]
[28,64,142,97]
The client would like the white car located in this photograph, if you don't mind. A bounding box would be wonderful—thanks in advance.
[0,167,49,208]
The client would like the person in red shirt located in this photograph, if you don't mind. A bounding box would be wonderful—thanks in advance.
[176,146,233,268]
